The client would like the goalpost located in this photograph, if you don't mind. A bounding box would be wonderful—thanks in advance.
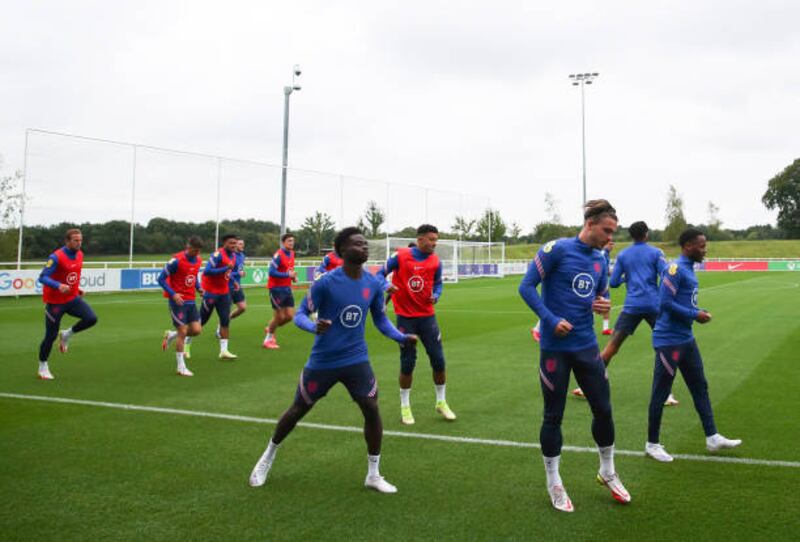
[367,238,505,283]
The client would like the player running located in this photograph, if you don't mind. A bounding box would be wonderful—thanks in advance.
[314,248,343,278]
[217,238,247,338]
[199,234,238,360]
[36,228,98,380]
[159,236,204,376]
[248,227,417,493]
[263,233,297,349]
[376,225,456,425]
[519,200,630,512]
[645,228,742,462]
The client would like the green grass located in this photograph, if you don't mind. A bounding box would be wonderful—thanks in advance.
[1,273,799,540]
[505,239,800,260]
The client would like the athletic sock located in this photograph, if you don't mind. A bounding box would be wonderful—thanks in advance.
[368,454,380,477]
[435,384,446,403]
[399,388,411,408]
[176,352,186,371]
[266,439,280,462]
[220,338,229,352]
[39,361,49,372]
[598,444,615,477]
[543,455,562,488]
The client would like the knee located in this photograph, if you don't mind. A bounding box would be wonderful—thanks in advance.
[400,356,416,375]
[591,402,613,421]
[542,411,564,428]
[85,314,98,328]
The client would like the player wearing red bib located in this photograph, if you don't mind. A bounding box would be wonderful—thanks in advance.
[159,236,204,376]
[377,225,455,425]
[200,234,238,360]
[36,228,98,380]
[263,233,297,349]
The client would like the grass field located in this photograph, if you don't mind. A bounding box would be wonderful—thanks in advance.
[1,272,799,540]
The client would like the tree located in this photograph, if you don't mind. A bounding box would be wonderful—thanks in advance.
[508,222,522,241]
[362,200,385,238]
[707,201,721,231]
[762,158,800,238]
[476,208,506,241]
[0,159,24,228]
[452,216,477,239]
[663,185,688,243]
[301,211,336,255]
[544,192,561,224]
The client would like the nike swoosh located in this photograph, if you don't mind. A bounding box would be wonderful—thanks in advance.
[727,263,743,270]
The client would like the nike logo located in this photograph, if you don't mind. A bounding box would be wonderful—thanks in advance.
[727,263,743,271]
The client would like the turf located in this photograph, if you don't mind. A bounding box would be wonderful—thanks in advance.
[1,272,798,540]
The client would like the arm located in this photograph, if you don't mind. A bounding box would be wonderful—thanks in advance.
[659,272,699,320]
[374,253,399,282]
[370,286,408,343]
[203,253,228,276]
[158,259,179,297]
[269,253,291,278]
[316,255,330,277]
[38,255,62,289]
[609,254,625,288]
[294,281,324,333]
[518,250,560,330]
[431,262,443,302]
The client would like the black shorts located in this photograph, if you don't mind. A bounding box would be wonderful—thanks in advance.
[269,287,295,309]
[168,300,200,328]
[614,311,657,336]
[295,362,378,405]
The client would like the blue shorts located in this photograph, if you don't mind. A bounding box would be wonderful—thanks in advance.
[614,311,657,336]
[230,284,246,304]
[200,293,232,327]
[168,300,200,328]
[269,287,295,309]
[295,362,378,405]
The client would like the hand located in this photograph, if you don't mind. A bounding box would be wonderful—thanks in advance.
[592,296,611,314]
[386,284,399,294]
[554,320,573,337]
[289,270,297,281]
[316,318,332,335]
[172,293,185,306]
[429,295,439,304]
[227,262,235,269]
[696,311,712,324]
[78,289,85,297]
[403,334,419,346]
[58,283,71,294]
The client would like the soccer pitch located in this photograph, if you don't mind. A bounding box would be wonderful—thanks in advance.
[1,272,798,540]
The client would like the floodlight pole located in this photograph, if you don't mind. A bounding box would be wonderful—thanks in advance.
[280,65,302,236]
[568,72,599,207]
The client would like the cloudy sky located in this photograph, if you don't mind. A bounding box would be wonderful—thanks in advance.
[1,0,798,232]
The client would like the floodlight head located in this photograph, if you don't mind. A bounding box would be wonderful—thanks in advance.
[572,82,579,86]
[592,72,599,76]
[293,84,302,91]
[569,74,576,78]
[293,64,302,76]
[585,80,592,85]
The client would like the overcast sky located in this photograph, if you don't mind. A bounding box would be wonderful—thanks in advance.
[1,0,798,232]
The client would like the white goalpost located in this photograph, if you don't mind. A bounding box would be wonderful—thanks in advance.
[367,237,505,283]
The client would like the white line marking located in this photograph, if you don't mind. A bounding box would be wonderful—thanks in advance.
[2,392,797,469]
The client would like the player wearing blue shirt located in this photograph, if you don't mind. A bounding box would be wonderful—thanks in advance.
[519,200,630,512]
[645,229,742,463]
[249,227,418,494]
[598,222,679,407]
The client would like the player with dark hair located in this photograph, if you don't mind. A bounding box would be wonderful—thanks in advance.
[315,248,343,279]
[199,233,238,360]
[519,199,630,512]
[36,228,98,380]
[159,236,204,376]
[263,233,297,349]
[217,238,248,338]
[645,228,741,462]
[377,224,455,425]
[249,227,417,493]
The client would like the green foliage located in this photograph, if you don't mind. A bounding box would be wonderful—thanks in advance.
[476,208,506,241]
[531,222,580,243]
[362,200,385,238]
[296,212,336,255]
[762,158,800,238]
[663,185,688,243]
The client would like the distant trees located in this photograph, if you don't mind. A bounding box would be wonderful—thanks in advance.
[762,158,800,238]
[476,209,506,241]
[663,185,688,243]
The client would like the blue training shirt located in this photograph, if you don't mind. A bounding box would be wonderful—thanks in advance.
[519,236,609,352]
[229,251,246,288]
[294,267,407,370]
[609,241,668,314]
[652,255,700,348]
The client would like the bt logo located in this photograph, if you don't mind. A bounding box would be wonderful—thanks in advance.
[340,305,364,328]
[572,273,595,298]
[408,275,425,292]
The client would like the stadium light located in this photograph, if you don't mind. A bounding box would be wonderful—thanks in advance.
[568,71,599,208]
[280,64,302,235]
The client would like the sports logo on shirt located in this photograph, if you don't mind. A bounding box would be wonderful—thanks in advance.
[668,264,678,276]
[692,288,699,308]
[340,304,364,328]
[66,272,79,285]
[408,275,425,293]
[185,275,195,286]
[543,240,556,253]
[572,273,595,298]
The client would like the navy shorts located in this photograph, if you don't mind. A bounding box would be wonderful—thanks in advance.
[295,362,378,405]
[168,300,200,328]
[230,284,246,304]
[396,314,445,374]
[614,311,657,336]
[200,293,232,327]
[269,287,295,309]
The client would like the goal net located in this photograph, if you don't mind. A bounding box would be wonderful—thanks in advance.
[367,238,505,283]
